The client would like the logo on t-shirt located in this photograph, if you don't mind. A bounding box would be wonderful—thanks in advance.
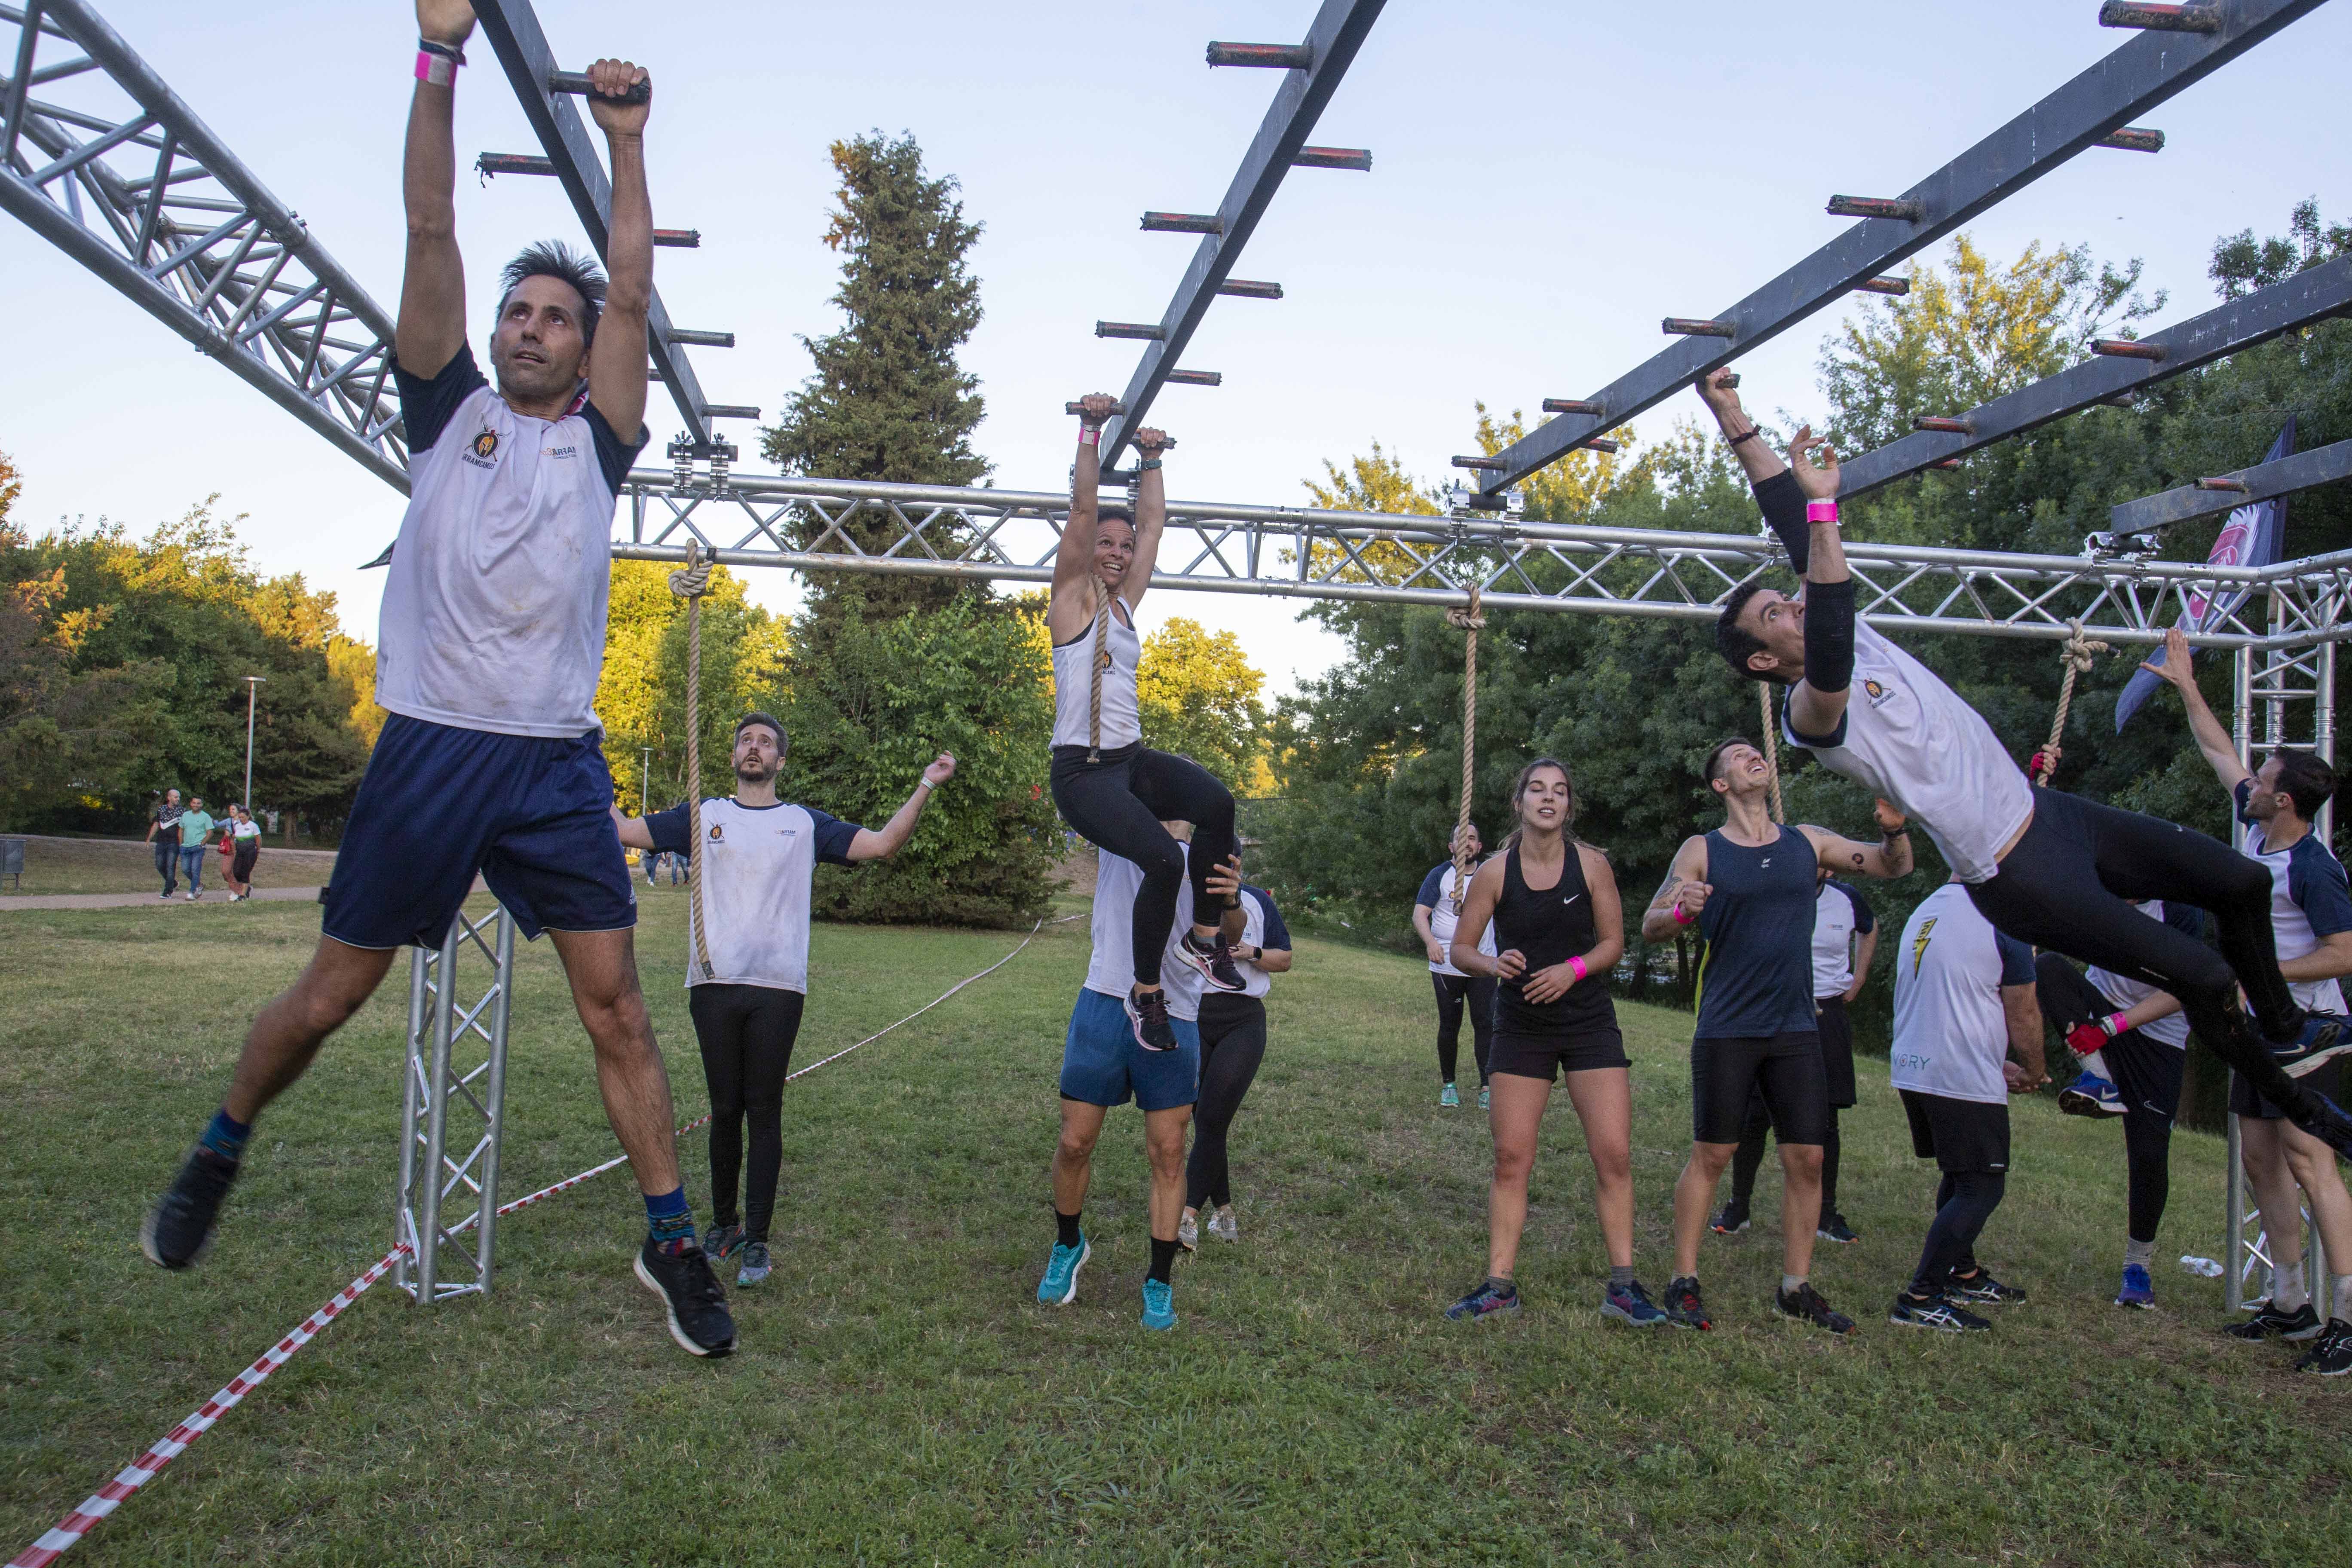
[464,426,501,469]
[1863,677,1896,707]
[1911,916,1937,975]
[707,823,724,842]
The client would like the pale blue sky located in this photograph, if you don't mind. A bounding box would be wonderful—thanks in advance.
[6,1,2347,694]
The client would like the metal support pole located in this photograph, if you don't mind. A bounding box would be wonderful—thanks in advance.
[393,902,517,1304]
[2227,643,2254,1307]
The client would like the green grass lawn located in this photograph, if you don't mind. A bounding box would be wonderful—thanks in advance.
[0,836,337,897]
[3,890,2349,1565]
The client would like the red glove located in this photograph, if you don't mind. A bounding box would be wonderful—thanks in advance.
[2065,1012,2129,1055]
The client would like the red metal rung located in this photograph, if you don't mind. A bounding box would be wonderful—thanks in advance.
[1206,41,1314,69]
[1932,459,1964,471]
[1166,370,1223,387]
[2091,338,2165,361]
[1912,416,1972,435]
[1544,398,1604,416]
[1856,276,1911,296]
[653,229,701,248]
[2097,127,2166,153]
[1142,212,1224,235]
[2098,3,2220,33]
[476,153,553,177]
[1451,455,1507,472]
[1218,279,1284,300]
[1292,147,1372,172]
[1827,195,1925,223]
[1584,438,1621,455]
[1095,321,1165,341]
[2197,477,2251,492]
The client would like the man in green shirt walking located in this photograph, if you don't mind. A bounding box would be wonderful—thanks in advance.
[176,798,217,901]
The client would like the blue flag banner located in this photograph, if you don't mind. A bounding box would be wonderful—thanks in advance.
[2115,418,2295,733]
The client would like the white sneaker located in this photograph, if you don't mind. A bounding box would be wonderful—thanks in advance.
[184,891,197,901]
[1176,1211,1198,1251]
[1206,1206,1238,1244]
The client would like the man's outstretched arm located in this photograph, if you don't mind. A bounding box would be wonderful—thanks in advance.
[396,1,476,378]
[2140,624,2251,793]
[1786,426,1855,739]
[585,57,652,440]
[1694,369,1809,573]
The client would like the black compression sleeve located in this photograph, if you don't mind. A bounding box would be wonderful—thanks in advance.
[1755,470,1810,574]
[1804,577,1856,693]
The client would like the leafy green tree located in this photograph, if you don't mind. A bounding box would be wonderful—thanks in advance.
[596,560,788,812]
[1136,617,1267,792]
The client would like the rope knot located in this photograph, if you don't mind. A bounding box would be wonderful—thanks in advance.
[1445,584,1486,631]
[668,540,714,600]
[2035,619,2110,787]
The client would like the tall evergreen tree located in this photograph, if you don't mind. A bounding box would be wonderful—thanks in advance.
[762,132,988,629]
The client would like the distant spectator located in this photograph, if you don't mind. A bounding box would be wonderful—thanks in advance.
[148,789,185,899]
[643,848,664,886]
[176,796,217,902]
[224,805,263,901]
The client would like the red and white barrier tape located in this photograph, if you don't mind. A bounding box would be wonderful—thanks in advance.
[12,916,1057,1565]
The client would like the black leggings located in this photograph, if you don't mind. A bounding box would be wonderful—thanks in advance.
[1911,1169,2006,1295]
[1185,995,1267,1210]
[1728,1102,1843,1218]
[1050,743,1237,986]
[1430,971,1496,1086]
[687,983,805,1243]
[2035,953,2184,1244]
[1968,787,2311,1119]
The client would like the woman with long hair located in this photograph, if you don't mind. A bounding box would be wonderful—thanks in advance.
[1441,759,1666,1326]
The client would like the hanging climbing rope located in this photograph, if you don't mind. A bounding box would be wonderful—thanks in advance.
[668,541,717,980]
[1445,584,1485,913]
[1758,680,1787,824]
[2032,619,2110,787]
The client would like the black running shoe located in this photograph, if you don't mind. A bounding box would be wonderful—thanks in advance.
[1662,1275,1712,1330]
[1816,1214,1861,1245]
[2223,1298,2324,1342]
[1126,986,1179,1052]
[1709,1203,1750,1236]
[141,1146,240,1270]
[2296,1320,2352,1376]
[1443,1279,1520,1322]
[1945,1269,2027,1306]
[2272,1011,2352,1077]
[1888,1292,1990,1334]
[702,1222,745,1261]
[1776,1281,1856,1335]
[633,1238,738,1358]
[1181,930,1248,993]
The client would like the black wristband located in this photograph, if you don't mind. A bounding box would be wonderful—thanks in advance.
[1727,428,1761,446]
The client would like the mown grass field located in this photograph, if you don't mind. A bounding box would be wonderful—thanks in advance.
[0,836,337,897]
[4,886,2349,1565]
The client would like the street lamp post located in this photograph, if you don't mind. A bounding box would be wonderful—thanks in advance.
[242,675,267,810]
[641,747,653,812]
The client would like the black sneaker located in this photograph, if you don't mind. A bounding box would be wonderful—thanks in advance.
[2295,1319,2352,1375]
[1181,930,1248,993]
[2272,1011,2352,1077]
[1888,1292,1990,1333]
[1709,1203,1750,1236]
[702,1222,746,1261]
[1126,986,1179,1052]
[1945,1269,2027,1306]
[141,1146,240,1270]
[1816,1214,1861,1244]
[633,1238,738,1357]
[1662,1275,1712,1330]
[1443,1279,1519,1322]
[1776,1280,1856,1335]
[2223,1298,2324,1342]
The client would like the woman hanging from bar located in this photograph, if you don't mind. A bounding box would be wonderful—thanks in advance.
[1048,392,1244,1053]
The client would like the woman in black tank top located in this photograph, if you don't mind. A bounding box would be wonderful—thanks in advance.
[1440,760,1668,1328]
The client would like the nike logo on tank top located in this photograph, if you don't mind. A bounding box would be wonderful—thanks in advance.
[1692,826,1817,1039]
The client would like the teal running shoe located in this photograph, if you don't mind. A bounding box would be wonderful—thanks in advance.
[1440,1082,1460,1108]
[1479,1084,1490,1111]
[1037,1235,1089,1305]
[1140,1277,1178,1331]
[735,1240,772,1287]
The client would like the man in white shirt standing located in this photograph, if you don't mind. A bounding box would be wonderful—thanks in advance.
[613,714,953,1292]
[142,3,738,1359]
[1886,883,2046,1333]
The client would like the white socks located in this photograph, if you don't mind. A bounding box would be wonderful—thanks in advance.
[2275,1258,2309,1312]
[2078,1047,2110,1080]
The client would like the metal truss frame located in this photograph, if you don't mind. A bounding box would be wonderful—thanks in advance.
[0,0,410,491]
[394,904,516,1305]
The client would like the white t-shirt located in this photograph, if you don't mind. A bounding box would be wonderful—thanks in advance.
[1785,621,2034,884]
[2240,796,2352,1015]
[1087,844,1205,1020]
[2086,901,2194,1049]
[646,797,862,993]
[1050,596,1142,750]
[231,819,262,842]
[1810,879,1874,999]
[1230,886,1292,1001]
[377,346,645,738]
[1891,882,2037,1106]
[1416,862,1499,977]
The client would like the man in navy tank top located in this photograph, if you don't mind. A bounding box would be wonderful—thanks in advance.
[1642,737,1913,1334]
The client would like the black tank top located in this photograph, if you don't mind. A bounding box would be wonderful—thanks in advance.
[1693,825,1818,1038]
[1492,841,1617,1035]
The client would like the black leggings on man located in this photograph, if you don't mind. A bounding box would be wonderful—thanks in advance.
[1430,972,1495,1087]
[1969,787,2327,1133]
[1050,742,1237,986]
[1185,994,1267,1211]
[1913,1169,2006,1295]
[687,983,805,1243]
[2034,953,2184,1245]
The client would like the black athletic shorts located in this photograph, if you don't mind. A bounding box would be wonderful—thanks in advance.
[1692,1030,1828,1145]
[1489,1025,1629,1081]
[2231,1055,2343,1120]
[1900,1090,2011,1174]
[1815,996,1856,1109]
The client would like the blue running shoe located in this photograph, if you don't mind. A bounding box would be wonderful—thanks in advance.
[2115,1263,2155,1309]
[2273,1011,2351,1077]
[2058,1071,2125,1118]
[1444,1279,1520,1321]
[735,1240,772,1288]
[1602,1277,1670,1328]
[1140,1277,1177,1331]
[1037,1235,1089,1305]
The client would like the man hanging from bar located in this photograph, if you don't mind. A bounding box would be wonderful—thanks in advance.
[1692,367,2352,1164]
[142,1,741,1359]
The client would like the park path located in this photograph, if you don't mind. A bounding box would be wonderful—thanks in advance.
[2,886,328,911]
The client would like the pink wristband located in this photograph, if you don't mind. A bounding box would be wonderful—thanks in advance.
[416,42,462,87]
[1671,902,1695,927]
[1078,427,1099,448]
[2105,1011,2131,1038]
[1805,500,1838,524]
[1568,955,1589,983]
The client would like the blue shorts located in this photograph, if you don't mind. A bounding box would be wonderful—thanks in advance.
[322,713,637,949]
[1060,988,1200,1112]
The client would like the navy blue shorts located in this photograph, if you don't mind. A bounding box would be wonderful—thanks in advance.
[322,713,637,949]
[1060,988,1200,1112]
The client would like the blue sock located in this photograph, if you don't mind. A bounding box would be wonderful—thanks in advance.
[645,1186,695,1253]
[199,1109,251,1164]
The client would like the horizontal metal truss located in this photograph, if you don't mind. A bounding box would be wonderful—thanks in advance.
[614,470,2352,651]
[1476,0,2329,495]
[0,0,410,491]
